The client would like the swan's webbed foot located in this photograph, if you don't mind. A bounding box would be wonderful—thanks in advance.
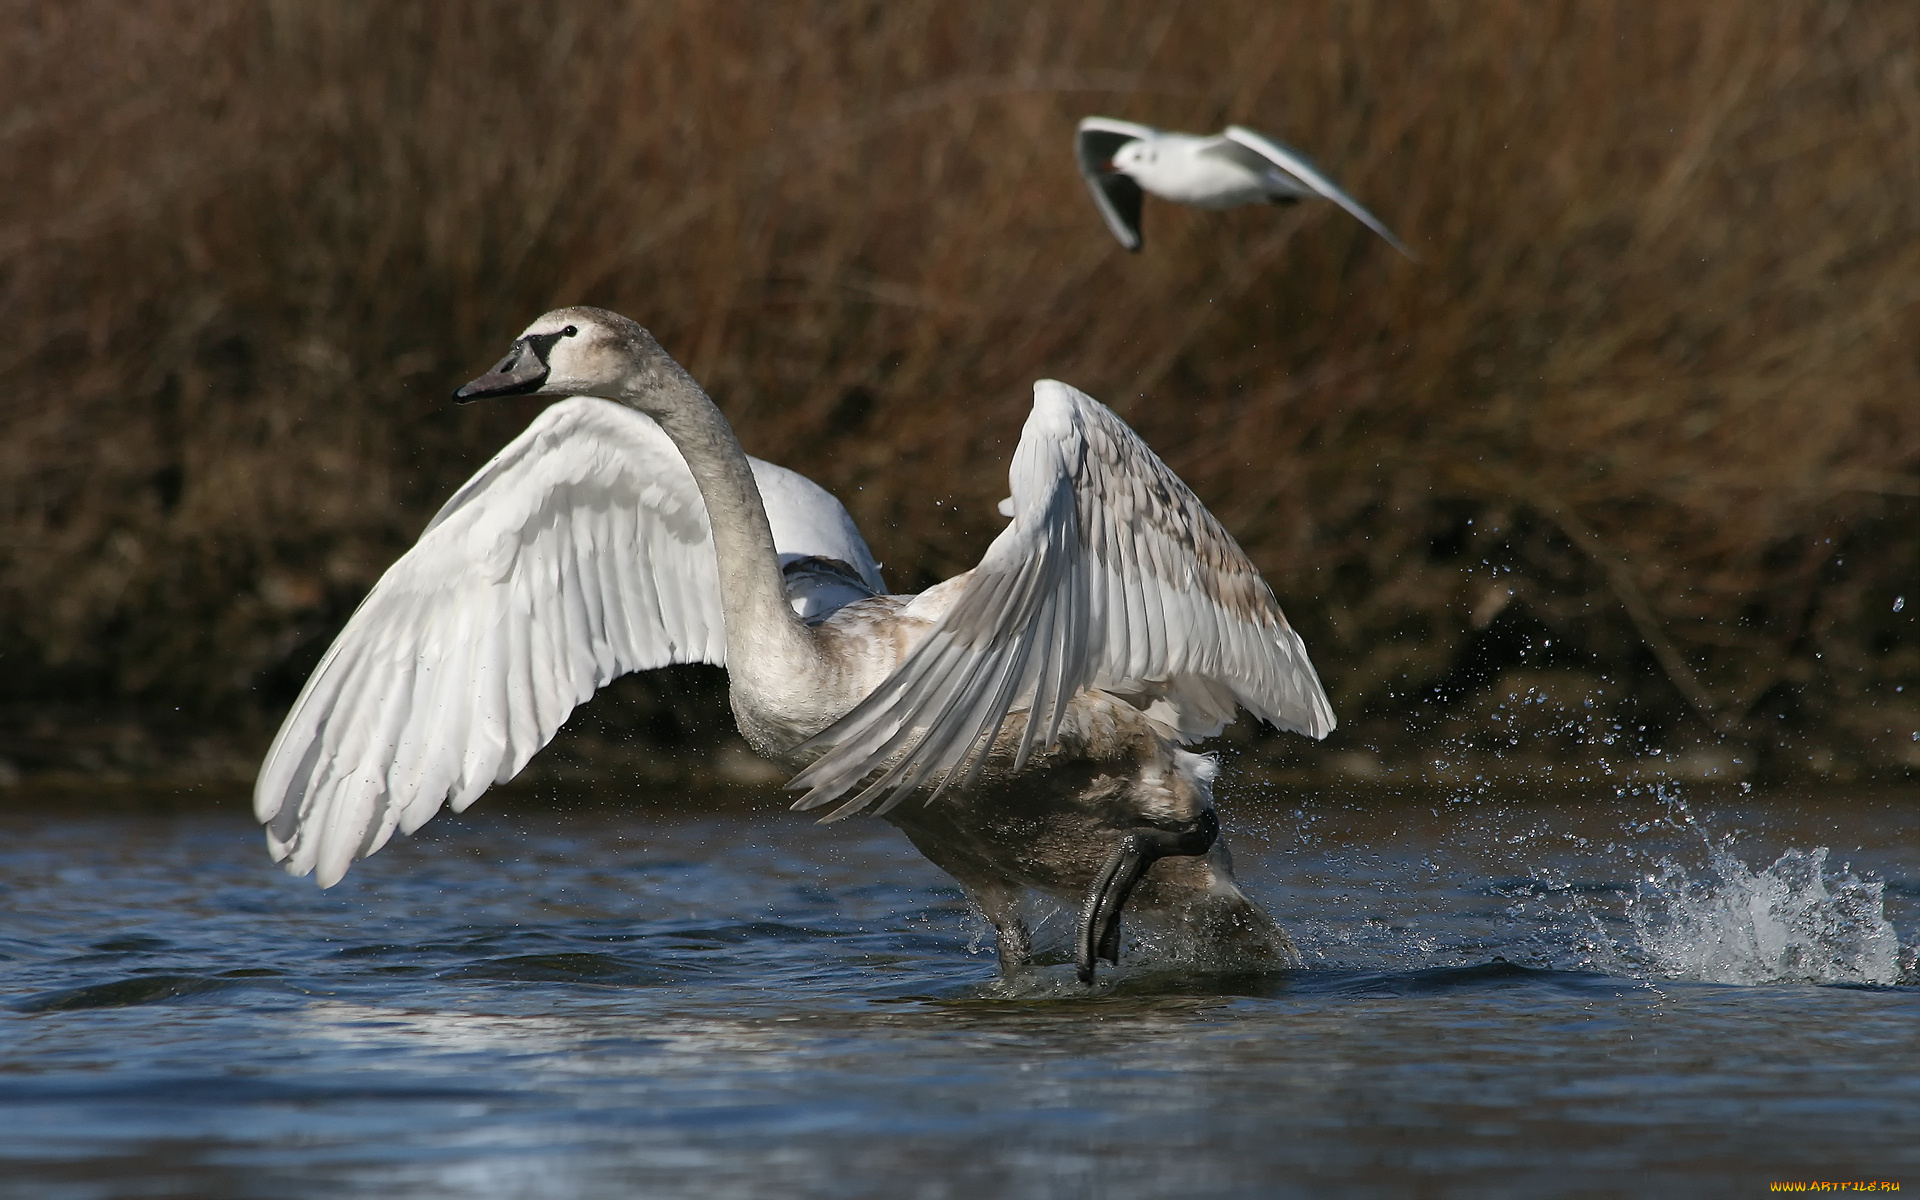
[1076,809,1219,985]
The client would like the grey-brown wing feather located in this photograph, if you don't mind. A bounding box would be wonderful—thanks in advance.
[787,380,1334,819]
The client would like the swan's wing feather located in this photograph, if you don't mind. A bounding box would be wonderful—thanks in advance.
[1075,117,1154,250]
[255,396,875,886]
[756,463,886,593]
[1219,125,1412,258]
[789,380,1333,817]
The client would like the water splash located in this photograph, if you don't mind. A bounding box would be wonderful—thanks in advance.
[1627,841,1901,986]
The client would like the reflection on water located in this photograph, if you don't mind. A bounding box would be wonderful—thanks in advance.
[0,780,1916,1198]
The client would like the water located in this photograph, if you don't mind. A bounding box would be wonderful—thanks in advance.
[2,779,1917,1198]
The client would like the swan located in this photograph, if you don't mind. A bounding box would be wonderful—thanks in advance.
[254,307,1336,983]
[1074,116,1411,256]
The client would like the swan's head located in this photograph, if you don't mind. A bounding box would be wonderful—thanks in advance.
[453,306,657,403]
[1109,138,1157,176]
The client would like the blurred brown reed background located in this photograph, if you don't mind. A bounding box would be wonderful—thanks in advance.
[2,1,1916,785]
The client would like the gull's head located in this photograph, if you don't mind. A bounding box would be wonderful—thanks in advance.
[1109,139,1157,176]
[453,306,651,403]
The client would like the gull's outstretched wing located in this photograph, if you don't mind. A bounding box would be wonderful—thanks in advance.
[1075,117,1159,251]
[255,396,878,886]
[789,380,1334,819]
[1217,125,1412,258]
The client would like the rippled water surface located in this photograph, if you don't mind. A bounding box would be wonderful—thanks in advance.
[3,780,1917,1198]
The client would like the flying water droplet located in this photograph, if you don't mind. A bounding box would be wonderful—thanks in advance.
[1628,844,1901,985]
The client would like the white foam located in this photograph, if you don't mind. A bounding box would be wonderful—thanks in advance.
[1628,843,1901,986]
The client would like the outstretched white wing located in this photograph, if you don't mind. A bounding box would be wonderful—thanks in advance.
[789,379,1333,819]
[256,396,879,886]
[1218,125,1412,258]
[757,459,886,617]
[1075,116,1160,250]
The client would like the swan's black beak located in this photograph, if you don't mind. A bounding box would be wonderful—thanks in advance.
[1076,809,1219,986]
[453,336,553,403]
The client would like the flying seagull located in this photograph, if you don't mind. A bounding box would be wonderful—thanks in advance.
[1074,117,1410,256]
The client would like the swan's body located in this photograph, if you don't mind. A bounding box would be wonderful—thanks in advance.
[1074,117,1410,256]
[256,308,1335,982]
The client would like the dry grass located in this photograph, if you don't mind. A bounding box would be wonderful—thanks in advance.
[2,1,1917,776]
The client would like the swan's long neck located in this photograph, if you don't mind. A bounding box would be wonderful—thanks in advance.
[615,356,826,743]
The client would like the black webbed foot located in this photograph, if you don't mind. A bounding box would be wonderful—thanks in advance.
[1076,809,1219,985]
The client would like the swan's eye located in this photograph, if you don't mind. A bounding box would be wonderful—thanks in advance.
[562,325,578,338]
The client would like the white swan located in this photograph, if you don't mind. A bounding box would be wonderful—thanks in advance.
[1075,116,1411,256]
[255,307,1335,982]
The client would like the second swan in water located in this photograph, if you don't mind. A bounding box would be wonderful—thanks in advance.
[254,307,1335,983]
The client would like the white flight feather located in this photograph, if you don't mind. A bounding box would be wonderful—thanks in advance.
[255,396,880,886]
